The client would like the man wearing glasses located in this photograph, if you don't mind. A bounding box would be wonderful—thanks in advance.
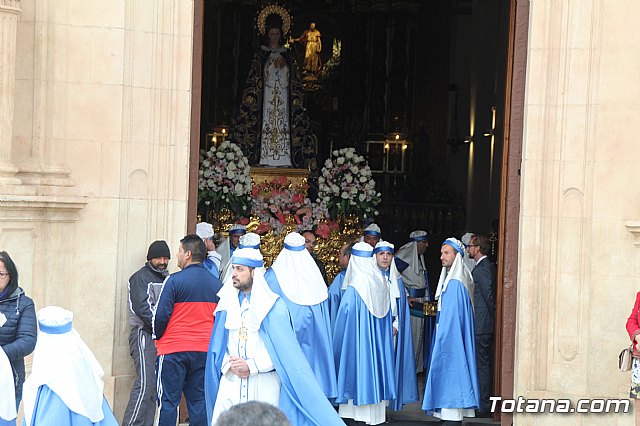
[466,234,496,417]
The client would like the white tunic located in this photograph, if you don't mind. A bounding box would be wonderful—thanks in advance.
[211,298,281,424]
[260,47,292,167]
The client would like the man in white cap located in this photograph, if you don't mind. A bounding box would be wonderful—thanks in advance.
[422,237,479,422]
[333,242,396,425]
[395,230,432,372]
[217,223,247,277]
[204,248,344,426]
[362,223,382,247]
[22,306,118,425]
[264,232,337,399]
[196,221,223,278]
[327,240,355,330]
[374,241,418,412]
[220,232,261,284]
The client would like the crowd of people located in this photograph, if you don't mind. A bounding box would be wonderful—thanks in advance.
[0,223,497,426]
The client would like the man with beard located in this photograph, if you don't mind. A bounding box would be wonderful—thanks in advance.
[422,238,479,422]
[123,240,170,426]
[153,235,221,426]
[205,248,343,426]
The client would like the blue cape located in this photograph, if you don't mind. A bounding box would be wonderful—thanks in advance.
[422,279,480,413]
[204,299,344,426]
[333,286,396,405]
[389,277,419,411]
[264,269,337,399]
[25,385,118,426]
[203,258,220,279]
[327,270,346,331]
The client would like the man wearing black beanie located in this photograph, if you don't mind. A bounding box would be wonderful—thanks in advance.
[123,240,171,426]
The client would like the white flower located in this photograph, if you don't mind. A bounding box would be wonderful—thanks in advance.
[325,159,333,168]
[226,152,234,160]
[341,191,350,199]
[222,186,229,193]
[216,152,225,159]
[359,176,367,183]
[331,184,340,193]
[235,183,243,193]
[345,175,353,183]
[359,194,366,202]
[345,150,354,159]
[337,157,344,165]
[228,162,237,171]
[207,179,215,187]
[227,171,236,179]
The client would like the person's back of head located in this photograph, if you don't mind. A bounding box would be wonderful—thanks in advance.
[215,401,290,426]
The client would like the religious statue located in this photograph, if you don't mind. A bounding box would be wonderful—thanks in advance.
[230,5,317,172]
[291,21,322,75]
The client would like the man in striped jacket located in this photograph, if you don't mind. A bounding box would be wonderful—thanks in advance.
[123,240,170,426]
[153,234,222,426]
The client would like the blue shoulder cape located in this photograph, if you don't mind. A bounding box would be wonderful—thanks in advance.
[203,258,220,279]
[332,286,396,405]
[389,277,418,411]
[264,269,337,399]
[422,279,479,413]
[204,299,344,426]
[327,270,346,331]
[25,385,118,426]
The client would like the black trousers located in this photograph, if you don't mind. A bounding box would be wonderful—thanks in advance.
[475,332,494,413]
[122,327,157,426]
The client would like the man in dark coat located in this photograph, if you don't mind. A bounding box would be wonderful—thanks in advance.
[466,234,496,416]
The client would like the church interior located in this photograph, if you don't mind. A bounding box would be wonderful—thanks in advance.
[198,0,510,279]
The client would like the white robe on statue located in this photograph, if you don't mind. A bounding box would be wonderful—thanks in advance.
[260,46,292,167]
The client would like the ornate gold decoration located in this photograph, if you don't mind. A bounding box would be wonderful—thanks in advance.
[257,4,291,37]
[239,322,248,341]
[316,215,362,282]
[423,301,438,317]
[250,167,308,189]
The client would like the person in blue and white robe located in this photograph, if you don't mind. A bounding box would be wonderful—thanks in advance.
[422,237,479,422]
[217,224,246,277]
[374,241,418,412]
[395,230,433,373]
[197,221,223,278]
[327,241,355,331]
[22,306,118,426]
[221,232,261,285]
[204,248,344,426]
[333,242,396,425]
[361,223,382,248]
[264,232,337,399]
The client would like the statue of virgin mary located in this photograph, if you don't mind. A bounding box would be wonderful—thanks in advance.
[230,5,317,171]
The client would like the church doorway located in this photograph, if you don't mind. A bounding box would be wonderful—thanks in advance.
[188,1,530,424]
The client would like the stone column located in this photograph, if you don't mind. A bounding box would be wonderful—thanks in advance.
[0,0,22,185]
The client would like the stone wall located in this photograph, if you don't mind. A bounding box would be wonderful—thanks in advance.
[516,1,638,424]
[1,0,195,420]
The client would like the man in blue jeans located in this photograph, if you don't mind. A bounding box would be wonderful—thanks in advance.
[153,234,222,426]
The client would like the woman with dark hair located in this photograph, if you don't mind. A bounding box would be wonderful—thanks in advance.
[0,251,37,409]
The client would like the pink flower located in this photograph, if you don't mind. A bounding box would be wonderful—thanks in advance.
[237,217,250,225]
[316,222,330,239]
[255,222,271,235]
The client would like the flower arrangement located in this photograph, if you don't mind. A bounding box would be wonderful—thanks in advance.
[198,141,252,216]
[317,147,381,219]
[251,176,329,235]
